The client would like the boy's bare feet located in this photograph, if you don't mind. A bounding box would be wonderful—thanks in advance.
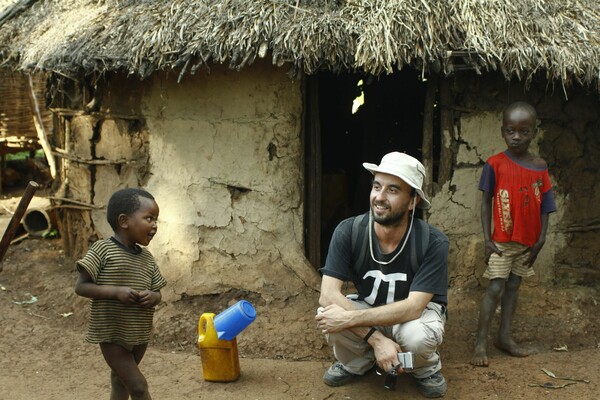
[493,339,529,357]
[470,345,489,367]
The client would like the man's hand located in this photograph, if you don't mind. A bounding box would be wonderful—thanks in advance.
[315,304,353,334]
[371,334,402,373]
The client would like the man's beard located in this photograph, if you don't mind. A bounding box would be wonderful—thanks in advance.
[371,203,406,226]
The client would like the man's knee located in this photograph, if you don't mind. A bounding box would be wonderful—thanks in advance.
[396,321,442,355]
[327,329,364,348]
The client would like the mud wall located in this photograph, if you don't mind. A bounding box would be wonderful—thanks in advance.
[59,62,319,303]
[132,62,319,301]
[429,74,600,288]
[59,68,598,300]
[55,81,151,258]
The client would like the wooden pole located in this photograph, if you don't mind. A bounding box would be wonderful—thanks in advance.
[438,79,455,186]
[305,75,322,268]
[0,181,39,272]
[28,74,57,179]
[422,73,439,200]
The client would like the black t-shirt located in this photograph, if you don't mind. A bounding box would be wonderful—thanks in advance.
[320,214,449,307]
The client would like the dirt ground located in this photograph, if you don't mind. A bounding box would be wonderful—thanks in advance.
[1,198,599,399]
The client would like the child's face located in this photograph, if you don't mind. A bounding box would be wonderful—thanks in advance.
[121,196,159,247]
[501,108,536,154]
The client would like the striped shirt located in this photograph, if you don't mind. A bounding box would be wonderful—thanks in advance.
[77,238,167,345]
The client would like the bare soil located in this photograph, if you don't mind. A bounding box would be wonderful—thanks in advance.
[0,201,599,399]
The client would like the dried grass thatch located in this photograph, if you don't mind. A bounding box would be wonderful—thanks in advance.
[0,0,598,88]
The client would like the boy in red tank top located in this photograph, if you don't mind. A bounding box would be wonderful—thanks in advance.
[470,102,557,367]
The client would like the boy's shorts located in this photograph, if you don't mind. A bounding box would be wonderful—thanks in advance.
[483,241,535,280]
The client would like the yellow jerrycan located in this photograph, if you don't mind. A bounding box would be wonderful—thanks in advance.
[198,313,240,382]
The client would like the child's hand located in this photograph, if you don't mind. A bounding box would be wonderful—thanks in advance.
[528,241,545,266]
[484,240,502,263]
[137,290,160,307]
[114,287,140,304]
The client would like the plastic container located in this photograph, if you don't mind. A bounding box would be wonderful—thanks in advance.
[197,313,240,382]
[213,300,256,340]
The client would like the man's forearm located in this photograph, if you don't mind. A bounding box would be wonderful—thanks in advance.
[320,290,357,309]
[346,299,421,328]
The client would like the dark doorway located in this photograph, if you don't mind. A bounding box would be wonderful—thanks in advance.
[305,69,431,268]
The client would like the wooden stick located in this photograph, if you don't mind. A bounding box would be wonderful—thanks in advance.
[422,73,438,201]
[46,196,103,209]
[564,224,600,233]
[10,232,29,245]
[51,151,137,165]
[305,76,321,269]
[0,181,39,272]
[438,79,454,186]
[28,74,57,178]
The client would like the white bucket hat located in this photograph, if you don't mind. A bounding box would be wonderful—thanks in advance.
[363,152,431,209]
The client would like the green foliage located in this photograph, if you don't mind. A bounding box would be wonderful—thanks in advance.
[5,149,45,161]
[42,229,59,239]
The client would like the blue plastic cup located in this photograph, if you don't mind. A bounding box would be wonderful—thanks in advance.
[213,300,257,340]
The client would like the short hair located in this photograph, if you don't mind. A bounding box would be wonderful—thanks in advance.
[106,188,155,231]
[503,101,537,122]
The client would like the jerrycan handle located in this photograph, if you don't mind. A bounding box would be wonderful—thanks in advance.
[198,313,217,344]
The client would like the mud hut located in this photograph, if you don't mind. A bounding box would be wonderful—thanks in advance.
[0,0,598,306]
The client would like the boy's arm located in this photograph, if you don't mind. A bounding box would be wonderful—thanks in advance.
[481,191,501,263]
[75,268,140,304]
[529,212,549,266]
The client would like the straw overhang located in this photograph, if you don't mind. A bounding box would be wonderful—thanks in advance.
[0,0,597,87]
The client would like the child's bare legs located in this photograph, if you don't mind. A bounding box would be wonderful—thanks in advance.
[108,370,129,400]
[100,342,152,400]
[470,278,505,367]
[494,273,528,357]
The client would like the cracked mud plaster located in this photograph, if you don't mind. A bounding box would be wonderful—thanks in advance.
[228,184,251,203]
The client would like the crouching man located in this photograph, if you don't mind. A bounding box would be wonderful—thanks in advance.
[315,152,449,398]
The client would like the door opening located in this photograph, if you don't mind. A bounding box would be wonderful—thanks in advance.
[305,68,440,268]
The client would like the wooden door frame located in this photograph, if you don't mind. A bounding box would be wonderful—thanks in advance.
[303,75,321,269]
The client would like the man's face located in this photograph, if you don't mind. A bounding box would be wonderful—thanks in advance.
[369,172,417,226]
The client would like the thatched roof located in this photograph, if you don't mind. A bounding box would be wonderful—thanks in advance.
[0,0,598,88]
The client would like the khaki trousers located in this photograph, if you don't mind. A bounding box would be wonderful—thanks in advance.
[319,300,446,379]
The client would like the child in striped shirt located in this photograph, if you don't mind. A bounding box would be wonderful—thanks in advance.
[76,188,166,400]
